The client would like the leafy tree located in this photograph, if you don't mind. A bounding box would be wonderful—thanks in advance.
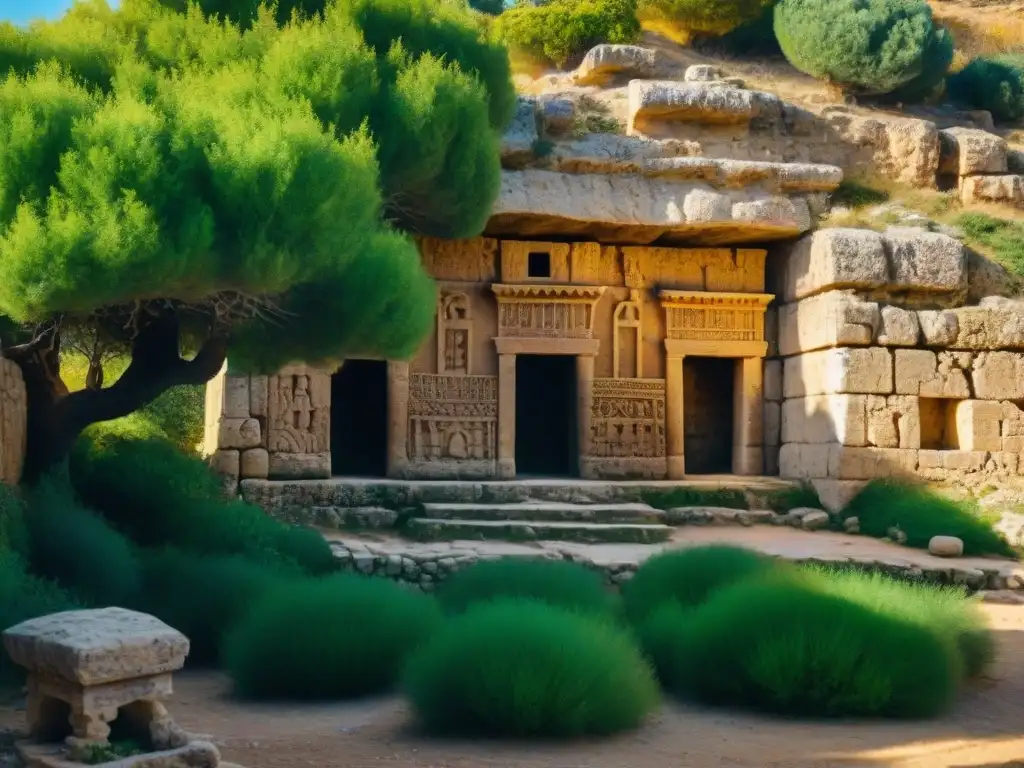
[947,54,1024,123]
[0,0,514,479]
[774,0,949,95]
[636,0,773,40]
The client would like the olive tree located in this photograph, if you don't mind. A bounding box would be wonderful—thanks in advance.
[0,0,514,478]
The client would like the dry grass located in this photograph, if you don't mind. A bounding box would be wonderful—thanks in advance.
[930,0,1024,61]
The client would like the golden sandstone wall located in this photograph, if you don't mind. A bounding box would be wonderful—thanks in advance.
[0,357,27,485]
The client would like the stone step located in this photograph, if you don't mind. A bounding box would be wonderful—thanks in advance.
[404,517,673,545]
[419,501,664,524]
[628,80,782,130]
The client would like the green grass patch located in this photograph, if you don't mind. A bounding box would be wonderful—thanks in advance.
[77,741,146,765]
[957,212,1024,278]
[404,599,659,737]
[225,574,441,700]
[622,545,777,623]
[843,479,1015,557]
[765,482,823,513]
[436,557,618,618]
[641,487,748,510]
[831,180,891,208]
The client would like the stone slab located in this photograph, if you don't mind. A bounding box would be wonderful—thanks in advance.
[783,347,893,397]
[894,349,972,398]
[777,291,878,356]
[961,174,1024,207]
[3,608,189,687]
[628,80,780,129]
[939,127,1008,176]
[574,44,661,85]
[973,352,1024,399]
[420,501,664,524]
[406,517,673,545]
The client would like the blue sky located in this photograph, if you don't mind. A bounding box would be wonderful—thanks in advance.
[0,0,119,25]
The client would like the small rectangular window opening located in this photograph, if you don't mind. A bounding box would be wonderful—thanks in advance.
[527,251,551,278]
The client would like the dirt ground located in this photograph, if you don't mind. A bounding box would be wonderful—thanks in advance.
[5,606,1021,768]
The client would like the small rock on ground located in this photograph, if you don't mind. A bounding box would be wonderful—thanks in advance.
[929,535,965,558]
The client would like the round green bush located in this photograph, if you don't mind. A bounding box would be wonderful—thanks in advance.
[496,0,641,70]
[883,25,954,103]
[947,55,1024,124]
[637,0,773,38]
[404,599,659,737]
[641,574,960,718]
[137,549,288,666]
[711,5,782,56]
[224,575,441,700]
[621,545,776,623]
[774,0,950,95]
[435,557,616,617]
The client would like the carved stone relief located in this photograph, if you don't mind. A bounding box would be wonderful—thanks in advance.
[437,292,472,376]
[267,365,330,454]
[590,378,666,459]
[408,374,497,462]
[492,284,605,339]
[661,291,773,343]
[0,358,27,485]
[613,289,643,379]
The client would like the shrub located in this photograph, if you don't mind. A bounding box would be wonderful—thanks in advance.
[947,54,1024,123]
[137,549,289,666]
[803,567,994,678]
[0,483,27,555]
[885,25,955,103]
[405,599,658,737]
[70,424,337,575]
[225,575,441,700]
[958,212,1024,278]
[774,0,951,95]
[435,557,616,617]
[637,0,773,40]
[711,4,781,56]
[622,545,777,623]
[842,479,1014,557]
[765,482,822,513]
[496,0,641,70]
[24,475,141,607]
[641,487,747,510]
[641,574,960,718]
[0,548,80,688]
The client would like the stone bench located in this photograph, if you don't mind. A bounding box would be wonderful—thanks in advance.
[2,607,217,768]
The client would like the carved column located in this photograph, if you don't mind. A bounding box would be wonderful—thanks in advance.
[497,353,516,478]
[575,355,595,475]
[387,360,410,478]
[732,357,764,476]
[665,354,685,479]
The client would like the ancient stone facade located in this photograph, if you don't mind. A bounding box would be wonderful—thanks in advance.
[205,239,773,484]
[0,357,27,486]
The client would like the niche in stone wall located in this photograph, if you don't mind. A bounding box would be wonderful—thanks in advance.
[613,290,643,379]
[919,397,963,450]
[437,292,472,376]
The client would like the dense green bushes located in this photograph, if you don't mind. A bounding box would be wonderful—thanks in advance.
[405,599,658,736]
[24,476,141,607]
[636,0,773,39]
[622,545,774,622]
[496,0,640,69]
[436,557,616,617]
[225,575,441,700]
[774,0,951,95]
[842,479,1014,557]
[947,54,1024,123]
[640,572,960,718]
[70,423,336,575]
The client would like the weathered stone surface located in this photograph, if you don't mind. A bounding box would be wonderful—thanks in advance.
[882,228,967,295]
[628,80,780,130]
[3,608,189,686]
[537,95,576,136]
[866,395,920,449]
[239,448,269,479]
[777,229,887,302]
[961,174,1024,207]
[955,400,1002,452]
[777,291,877,356]
[221,376,250,419]
[218,417,261,450]
[640,157,842,193]
[268,451,331,479]
[489,170,814,244]
[764,359,782,402]
[939,127,1008,176]
[249,375,268,417]
[967,248,1020,303]
[779,443,830,479]
[764,401,781,447]
[783,347,893,397]
[782,394,867,446]
[952,298,1024,349]
[18,740,219,768]
[800,510,831,531]
[684,64,721,82]
[826,111,940,188]
[875,305,920,346]
[501,97,538,167]
[827,446,918,480]
[917,449,987,473]
[209,450,239,480]
[973,351,1024,399]
[575,44,661,85]
[811,479,866,511]
[917,310,959,347]
[894,349,972,397]
[546,133,701,175]
[0,357,27,485]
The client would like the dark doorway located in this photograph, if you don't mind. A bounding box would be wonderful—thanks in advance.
[331,360,388,476]
[515,355,578,476]
[683,357,734,474]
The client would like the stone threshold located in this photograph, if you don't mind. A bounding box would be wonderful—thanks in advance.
[324,526,1023,593]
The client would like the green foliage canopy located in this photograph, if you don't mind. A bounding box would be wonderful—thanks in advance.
[637,0,773,38]
[0,0,513,471]
[774,0,950,95]
[947,54,1024,124]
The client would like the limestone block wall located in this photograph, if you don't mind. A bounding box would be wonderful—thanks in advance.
[770,227,1024,510]
[0,357,27,485]
[940,127,1024,210]
[203,363,331,489]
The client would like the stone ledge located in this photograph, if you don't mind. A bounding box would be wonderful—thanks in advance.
[961,174,1024,207]
[628,80,782,130]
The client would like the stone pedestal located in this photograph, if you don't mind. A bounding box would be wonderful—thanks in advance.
[3,608,191,751]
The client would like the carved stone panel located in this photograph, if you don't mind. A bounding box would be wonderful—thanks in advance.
[660,290,773,358]
[0,358,27,485]
[613,289,643,379]
[267,365,330,454]
[492,284,605,339]
[408,374,498,465]
[437,292,472,376]
[590,378,666,459]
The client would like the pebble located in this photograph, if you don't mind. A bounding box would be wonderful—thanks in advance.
[929,535,965,558]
